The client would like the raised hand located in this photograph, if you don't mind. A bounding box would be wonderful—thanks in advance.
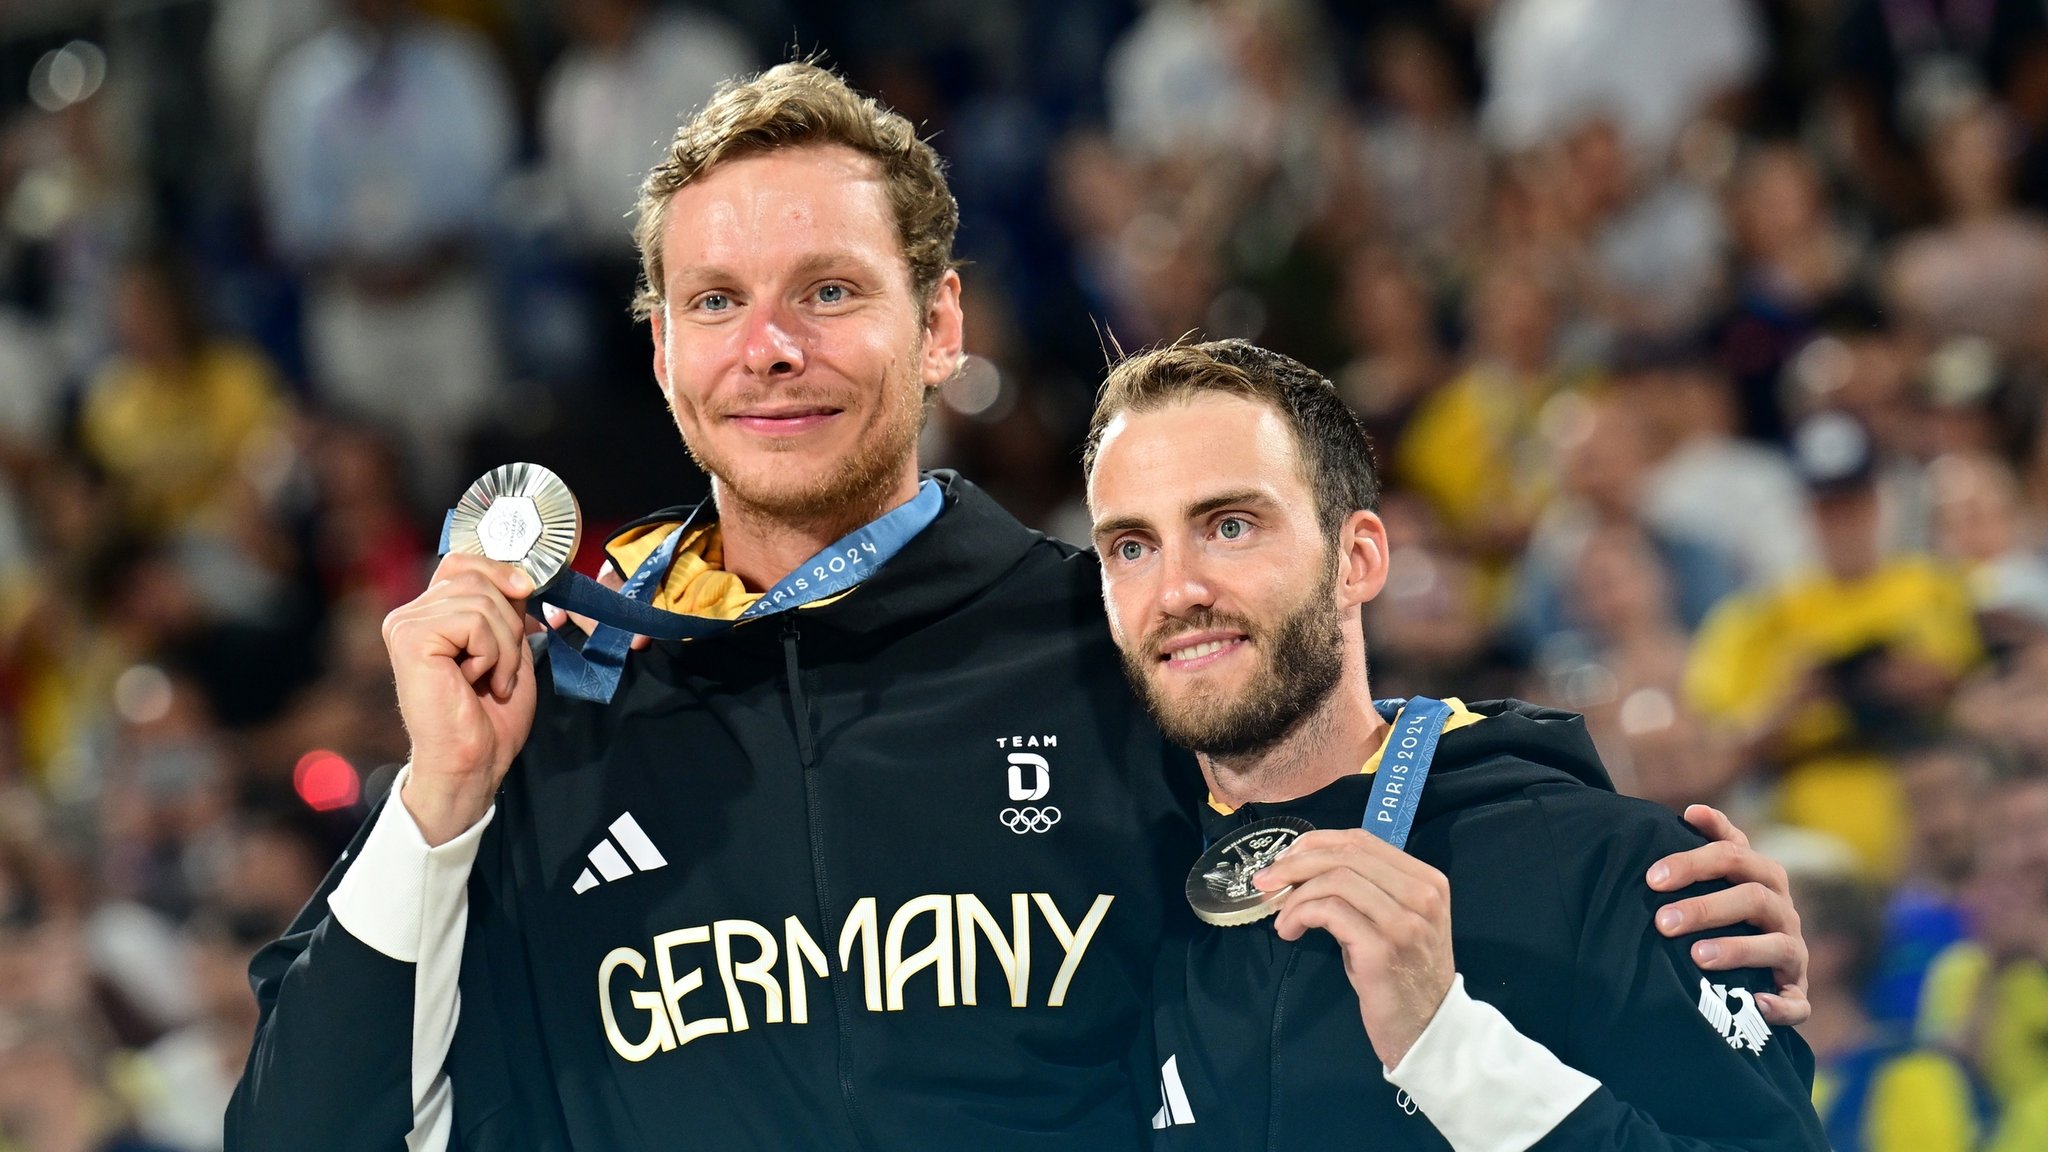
[1646,804,1810,1026]
[382,553,542,845]
[1254,830,1456,1069]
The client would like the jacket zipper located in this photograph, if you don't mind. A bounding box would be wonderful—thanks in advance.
[1266,947,1301,1152]
[783,618,817,766]
[783,617,876,1149]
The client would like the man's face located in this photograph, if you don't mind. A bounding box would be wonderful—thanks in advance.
[650,144,962,521]
[1900,751,1982,884]
[1813,486,1882,582]
[1089,394,1350,756]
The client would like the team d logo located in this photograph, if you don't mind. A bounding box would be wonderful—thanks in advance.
[1000,748,1059,833]
[1696,978,1771,1054]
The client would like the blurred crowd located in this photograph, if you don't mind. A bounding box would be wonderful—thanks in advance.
[1,0,2047,1149]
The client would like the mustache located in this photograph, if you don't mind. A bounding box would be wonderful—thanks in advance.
[704,389,851,416]
[1143,608,1254,656]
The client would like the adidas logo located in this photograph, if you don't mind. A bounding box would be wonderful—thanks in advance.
[1151,1054,1195,1129]
[573,812,668,895]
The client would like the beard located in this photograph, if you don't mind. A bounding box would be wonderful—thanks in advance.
[1121,568,1347,758]
[676,345,928,529]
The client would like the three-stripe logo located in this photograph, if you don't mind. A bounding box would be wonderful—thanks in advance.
[573,812,668,894]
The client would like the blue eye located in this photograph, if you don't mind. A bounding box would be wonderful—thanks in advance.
[1218,517,1246,540]
[817,283,847,304]
[1117,540,1145,562]
[697,293,731,313]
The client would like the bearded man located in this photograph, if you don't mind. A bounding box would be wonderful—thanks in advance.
[1086,339,1827,1150]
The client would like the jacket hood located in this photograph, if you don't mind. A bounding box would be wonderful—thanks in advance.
[1201,699,1616,841]
[1412,698,1615,817]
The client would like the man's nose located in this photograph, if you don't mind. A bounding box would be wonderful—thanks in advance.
[741,301,806,378]
[1156,542,1215,618]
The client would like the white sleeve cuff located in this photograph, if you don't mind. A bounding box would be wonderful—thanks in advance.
[1384,973,1601,1152]
[326,765,494,963]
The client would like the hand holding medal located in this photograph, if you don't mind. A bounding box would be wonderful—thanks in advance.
[1183,698,1460,1070]
[441,462,946,705]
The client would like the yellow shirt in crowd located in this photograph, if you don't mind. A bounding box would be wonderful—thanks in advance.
[80,343,285,531]
[1684,558,1981,876]
[1392,364,1575,550]
[1813,1047,1979,1152]
[1918,943,2048,1111]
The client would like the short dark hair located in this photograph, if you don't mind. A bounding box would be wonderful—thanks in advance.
[1082,339,1380,540]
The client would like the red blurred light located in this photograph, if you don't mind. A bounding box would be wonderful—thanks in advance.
[294,750,361,812]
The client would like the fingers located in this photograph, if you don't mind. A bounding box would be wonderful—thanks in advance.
[1755,989,1811,1027]
[1256,830,1441,900]
[1647,838,1789,898]
[1276,890,1385,953]
[1656,880,1796,938]
[1261,860,1441,942]
[1689,927,1806,983]
[386,563,532,700]
[1682,804,1748,848]
[428,551,535,602]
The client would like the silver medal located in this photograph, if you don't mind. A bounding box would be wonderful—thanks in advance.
[447,462,582,592]
[1186,816,1314,927]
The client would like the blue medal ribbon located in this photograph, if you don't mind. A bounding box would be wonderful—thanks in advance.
[440,478,945,703]
[1362,696,1454,850]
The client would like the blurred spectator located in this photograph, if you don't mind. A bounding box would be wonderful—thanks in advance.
[1828,0,2048,228]
[127,913,265,1152]
[1108,0,1341,174]
[1686,411,1982,875]
[8,73,147,385]
[77,249,287,536]
[1625,345,1821,588]
[1525,521,1739,812]
[0,1020,177,1152]
[304,421,425,612]
[1798,870,1985,1152]
[541,0,751,256]
[1561,117,1730,340]
[1353,22,1484,280]
[1332,245,1450,452]
[1105,0,1246,160]
[209,0,336,156]
[1511,395,1739,651]
[1918,768,2048,1133]
[1866,738,1991,1027]
[1715,142,1867,445]
[1391,257,1571,581]
[1481,0,1763,161]
[1362,493,1502,701]
[1952,636,2048,768]
[1930,449,2048,637]
[1886,98,2048,352]
[255,0,515,502]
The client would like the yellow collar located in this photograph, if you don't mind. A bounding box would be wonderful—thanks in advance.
[1206,697,1485,815]
[605,520,760,621]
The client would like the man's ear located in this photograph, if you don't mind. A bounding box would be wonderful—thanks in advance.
[1334,510,1390,610]
[921,269,965,387]
[649,304,671,398]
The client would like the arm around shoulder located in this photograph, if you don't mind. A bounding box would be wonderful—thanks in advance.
[1532,796,1828,1151]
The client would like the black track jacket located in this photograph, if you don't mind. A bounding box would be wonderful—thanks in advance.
[1151,701,1826,1151]
[228,473,1203,1151]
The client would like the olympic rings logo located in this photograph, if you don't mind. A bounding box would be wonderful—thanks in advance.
[998,806,1062,834]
